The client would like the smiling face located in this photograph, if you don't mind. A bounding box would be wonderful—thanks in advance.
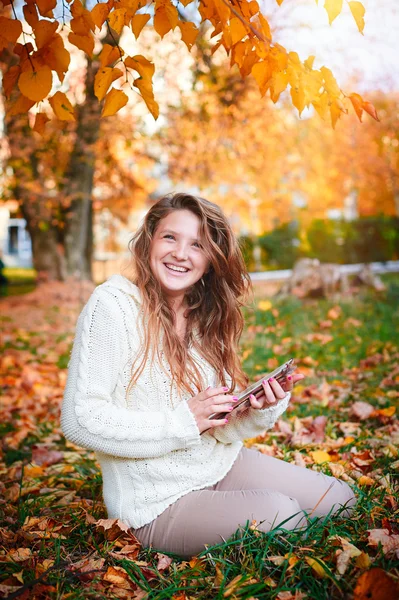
[149,209,210,306]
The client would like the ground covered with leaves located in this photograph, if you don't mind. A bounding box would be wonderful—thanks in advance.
[1,277,398,599]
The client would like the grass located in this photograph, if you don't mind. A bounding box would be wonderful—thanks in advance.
[0,275,398,599]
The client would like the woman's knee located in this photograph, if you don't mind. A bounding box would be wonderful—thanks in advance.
[253,491,303,532]
[315,478,357,518]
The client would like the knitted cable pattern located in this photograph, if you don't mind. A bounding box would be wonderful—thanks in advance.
[60,274,291,528]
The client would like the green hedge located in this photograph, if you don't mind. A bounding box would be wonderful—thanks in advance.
[239,215,399,271]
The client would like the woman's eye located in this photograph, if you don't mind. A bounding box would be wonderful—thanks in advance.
[164,234,174,240]
[193,242,202,248]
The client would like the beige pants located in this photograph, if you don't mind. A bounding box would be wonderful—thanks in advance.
[133,447,356,558]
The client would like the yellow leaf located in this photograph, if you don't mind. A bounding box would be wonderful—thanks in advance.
[178,21,199,51]
[33,112,50,135]
[349,1,365,34]
[0,17,22,48]
[252,60,272,97]
[270,70,289,103]
[91,3,110,29]
[304,55,315,70]
[290,83,306,115]
[311,450,331,464]
[34,20,58,49]
[109,8,127,34]
[36,0,57,16]
[258,300,272,311]
[125,55,154,79]
[130,14,151,38]
[358,476,375,486]
[133,77,159,119]
[230,17,248,45]
[99,44,123,67]
[101,88,128,117]
[355,552,371,569]
[18,66,52,102]
[7,94,35,116]
[94,67,123,101]
[258,13,272,41]
[305,557,329,578]
[68,32,94,55]
[377,406,395,417]
[3,65,20,98]
[312,92,329,120]
[49,91,75,121]
[324,0,343,25]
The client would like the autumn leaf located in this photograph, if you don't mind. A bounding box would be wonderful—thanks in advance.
[34,19,58,49]
[101,88,128,117]
[0,17,22,50]
[49,91,75,121]
[68,32,95,56]
[349,92,364,121]
[125,55,155,80]
[133,77,159,119]
[94,67,123,101]
[367,529,399,558]
[131,14,151,38]
[3,65,20,98]
[324,0,343,25]
[349,1,365,34]
[36,0,57,17]
[108,8,127,35]
[310,450,331,464]
[91,2,110,29]
[99,44,123,68]
[18,66,53,102]
[178,21,199,51]
[353,568,399,600]
[33,112,50,135]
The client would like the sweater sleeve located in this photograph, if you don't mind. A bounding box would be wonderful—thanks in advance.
[60,290,201,459]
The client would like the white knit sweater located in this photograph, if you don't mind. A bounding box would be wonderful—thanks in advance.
[61,274,290,529]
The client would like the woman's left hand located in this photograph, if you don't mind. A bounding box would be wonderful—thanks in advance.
[249,372,305,410]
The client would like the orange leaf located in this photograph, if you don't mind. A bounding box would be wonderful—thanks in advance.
[363,101,379,121]
[23,3,39,28]
[34,20,58,49]
[33,112,50,135]
[7,94,35,116]
[178,21,198,51]
[133,77,159,119]
[41,34,70,83]
[0,17,22,49]
[376,406,396,417]
[49,91,75,121]
[353,568,399,600]
[230,17,248,45]
[125,55,154,79]
[109,8,127,34]
[36,0,57,16]
[99,44,122,67]
[130,14,151,38]
[18,66,52,102]
[154,5,172,38]
[91,2,110,29]
[252,60,273,97]
[68,32,94,55]
[349,1,365,34]
[101,88,128,117]
[3,65,20,98]
[349,92,364,121]
[94,67,123,101]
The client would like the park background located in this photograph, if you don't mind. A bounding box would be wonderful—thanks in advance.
[1,0,399,599]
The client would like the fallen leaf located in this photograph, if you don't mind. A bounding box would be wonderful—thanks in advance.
[353,568,399,600]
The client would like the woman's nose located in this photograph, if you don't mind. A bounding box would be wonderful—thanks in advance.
[172,245,189,259]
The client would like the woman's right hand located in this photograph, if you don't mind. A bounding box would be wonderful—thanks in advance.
[187,386,237,433]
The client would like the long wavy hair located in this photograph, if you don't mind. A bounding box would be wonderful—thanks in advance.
[127,192,252,398]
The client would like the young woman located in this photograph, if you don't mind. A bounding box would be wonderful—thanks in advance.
[61,193,356,558]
